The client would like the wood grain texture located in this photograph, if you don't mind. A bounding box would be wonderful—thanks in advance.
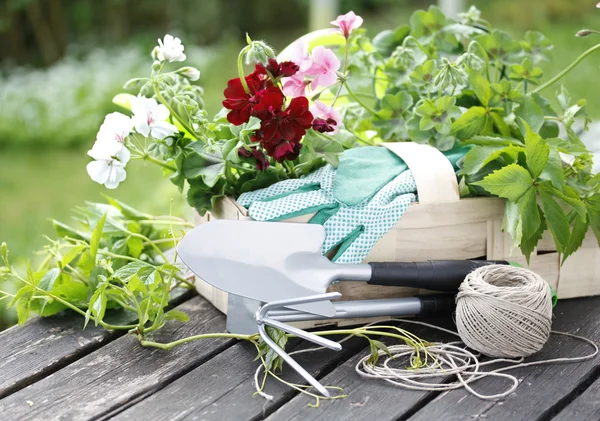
[111,335,368,421]
[0,287,194,400]
[0,296,232,421]
[407,297,600,421]
[552,370,600,421]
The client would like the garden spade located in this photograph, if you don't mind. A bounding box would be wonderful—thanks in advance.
[177,220,508,322]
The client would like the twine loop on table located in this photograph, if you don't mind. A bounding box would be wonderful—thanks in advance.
[455,264,553,358]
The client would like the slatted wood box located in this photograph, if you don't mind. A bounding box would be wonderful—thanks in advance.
[193,142,600,327]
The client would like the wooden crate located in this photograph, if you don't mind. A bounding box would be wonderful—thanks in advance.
[193,142,600,326]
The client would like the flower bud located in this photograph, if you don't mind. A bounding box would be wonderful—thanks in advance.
[576,29,593,37]
[123,78,144,89]
[177,66,200,81]
[151,46,161,60]
[152,60,162,71]
[245,41,276,65]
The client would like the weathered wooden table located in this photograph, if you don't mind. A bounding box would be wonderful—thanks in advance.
[1,289,599,421]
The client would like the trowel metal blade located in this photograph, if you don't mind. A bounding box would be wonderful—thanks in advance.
[177,220,336,317]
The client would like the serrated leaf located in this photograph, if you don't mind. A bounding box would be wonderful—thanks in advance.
[461,145,524,175]
[61,245,85,268]
[165,309,190,322]
[38,268,61,292]
[468,72,492,107]
[472,164,534,202]
[257,326,288,372]
[451,107,488,140]
[539,147,564,190]
[520,214,547,263]
[90,213,107,261]
[586,198,600,248]
[517,188,541,242]
[127,236,144,259]
[463,135,523,146]
[490,112,511,137]
[502,200,522,248]
[563,214,589,263]
[540,189,571,254]
[182,144,226,188]
[114,261,155,283]
[524,123,549,179]
[515,97,544,135]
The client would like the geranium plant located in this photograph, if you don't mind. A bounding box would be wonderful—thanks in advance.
[87,6,600,262]
[2,5,600,405]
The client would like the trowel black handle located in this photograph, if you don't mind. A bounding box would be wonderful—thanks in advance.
[367,260,509,291]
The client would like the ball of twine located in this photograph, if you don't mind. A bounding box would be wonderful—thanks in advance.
[455,264,553,358]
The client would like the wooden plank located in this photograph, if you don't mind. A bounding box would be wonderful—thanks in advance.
[552,372,600,421]
[111,333,368,421]
[0,296,233,421]
[263,319,457,421]
[407,297,600,421]
[0,287,194,399]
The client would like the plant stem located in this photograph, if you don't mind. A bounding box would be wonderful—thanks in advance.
[140,333,258,350]
[344,82,377,115]
[153,84,199,139]
[532,43,600,94]
[237,46,251,94]
[141,153,177,172]
[283,161,298,178]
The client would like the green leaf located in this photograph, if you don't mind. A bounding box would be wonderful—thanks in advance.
[127,236,144,259]
[182,144,226,188]
[409,59,438,86]
[490,112,511,137]
[563,214,589,263]
[546,184,587,221]
[476,29,523,64]
[472,164,534,202]
[302,130,344,167]
[409,5,447,39]
[517,188,541,242]
[462,135,523,147]
[103,196,153,220]
[61,244,85,267]
[38,268,60,292]
[372,25,411,55]
[539,147,564,190]
[520,214,547,263]
[502,200,522,248]
[515,97,544,135]
[468,72,492,107]
[88,287,107,327]
[165,309,190,322]
[461,144,524,175]
[90,213,107,261]
[451,107,488,140]
[540,189,571,254]
[257,326,288,372]
[587,197,600,247]
[114,261,155,283]
[523,123,549,179]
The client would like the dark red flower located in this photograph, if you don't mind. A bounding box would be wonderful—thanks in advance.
[271,141,302,162]
[256,58,299,79]
[260,97,313,145]
[312,118,337,133]
[237,146,270,171]
[222,71,280,126]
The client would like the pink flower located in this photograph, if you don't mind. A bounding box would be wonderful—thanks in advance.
[597,2,600,7]
[330,11,363,38]
[288,40,312,73]
[305,46,341,90]
[282,73,308,98]
[310,101,342,134]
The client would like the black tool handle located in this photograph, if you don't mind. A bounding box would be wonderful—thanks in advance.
[417,294,456,317]
[368,260,509,291]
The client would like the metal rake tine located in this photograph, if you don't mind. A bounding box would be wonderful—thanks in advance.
[257,322,332,398]
[262,316,342,351]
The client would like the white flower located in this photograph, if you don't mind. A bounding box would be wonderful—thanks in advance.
[86,140,131,189]
[156,34,186,63]
[178,66,200,81]
[130,96,179,140]
[96,112,133,143]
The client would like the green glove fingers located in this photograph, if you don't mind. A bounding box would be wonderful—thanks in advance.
[322,170,417,263]
[333,147,408,206]
[238,165,337,222]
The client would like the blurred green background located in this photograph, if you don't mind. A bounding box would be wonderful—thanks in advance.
[1,0,599,327]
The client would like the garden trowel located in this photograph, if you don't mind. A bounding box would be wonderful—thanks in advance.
[177,220,508,325]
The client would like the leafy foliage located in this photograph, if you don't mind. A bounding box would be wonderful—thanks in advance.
[0,199,193,331]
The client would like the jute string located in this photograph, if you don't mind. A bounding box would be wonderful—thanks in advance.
[254,265,598,401]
